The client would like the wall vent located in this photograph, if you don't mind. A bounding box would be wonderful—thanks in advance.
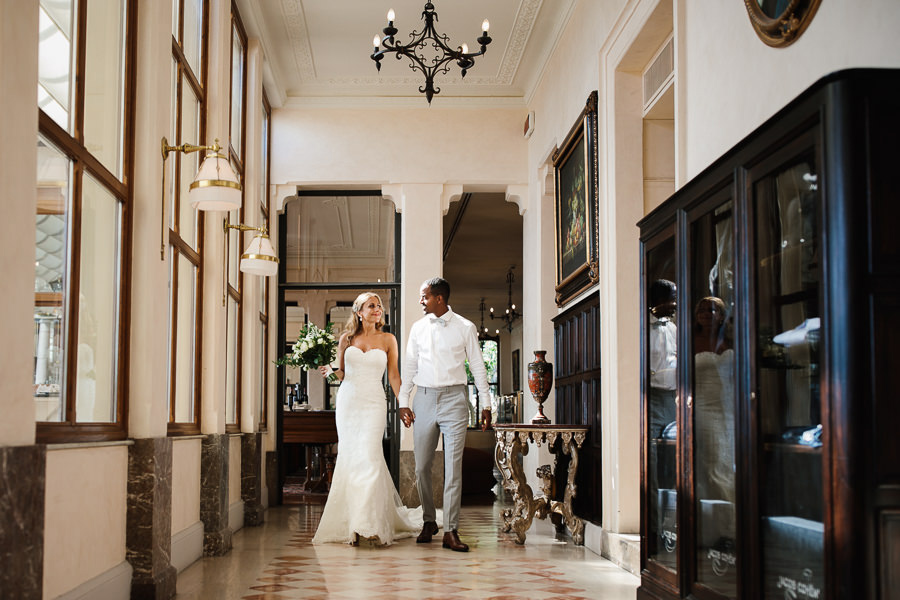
[643,36,674,110]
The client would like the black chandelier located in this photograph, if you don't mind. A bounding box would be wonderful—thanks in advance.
[490,266,521,333]
[478,298,500,341]
[371,2,492,104]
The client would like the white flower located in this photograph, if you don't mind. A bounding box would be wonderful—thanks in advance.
[300,341,309,353]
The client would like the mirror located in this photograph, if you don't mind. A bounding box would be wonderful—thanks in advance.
[744,0,822,47]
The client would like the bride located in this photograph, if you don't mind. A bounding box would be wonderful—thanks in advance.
[311,292,428,546]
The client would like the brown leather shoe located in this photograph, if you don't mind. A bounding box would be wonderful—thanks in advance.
[442,530,469,552]
[416,521,439,543]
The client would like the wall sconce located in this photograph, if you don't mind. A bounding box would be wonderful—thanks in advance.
[222,218,279,305]
[159,137,242,259]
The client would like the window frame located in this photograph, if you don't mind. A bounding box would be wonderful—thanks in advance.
[224,5,248,433]
[35,0,137,443]
[167,0,209,436]
[258,91,272,431]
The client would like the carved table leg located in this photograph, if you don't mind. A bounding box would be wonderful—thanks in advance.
[551,435,585,545]
[494,431,543,544]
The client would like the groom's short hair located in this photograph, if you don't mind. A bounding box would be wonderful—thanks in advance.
[425,277,450,302]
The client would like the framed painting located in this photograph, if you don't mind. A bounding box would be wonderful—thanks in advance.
[553,91,599,306]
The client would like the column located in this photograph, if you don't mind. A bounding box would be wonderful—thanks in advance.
[200,434,232,555]
[383,183,449,508]
[197,0,236,556]
[126,2,179,596]
[0,2,45,597]
[128,438,177,599]
[241,433,264,526]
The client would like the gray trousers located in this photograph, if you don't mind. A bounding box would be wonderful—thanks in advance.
[413,384,469,531]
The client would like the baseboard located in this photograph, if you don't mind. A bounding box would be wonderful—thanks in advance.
[584,522,640,575]
[55,560,132,600]
[171,520,204,573]
[228,499,245,534]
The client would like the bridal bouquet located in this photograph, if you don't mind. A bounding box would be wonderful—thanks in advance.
[276,322,339,382]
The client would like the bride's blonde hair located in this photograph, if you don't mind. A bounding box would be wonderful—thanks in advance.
[345,292,386,343]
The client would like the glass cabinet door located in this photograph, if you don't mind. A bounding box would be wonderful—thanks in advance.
[645,231,678,573]
[689,194,737,597]
[752,144,824,599]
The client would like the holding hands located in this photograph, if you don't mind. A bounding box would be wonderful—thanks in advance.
[398,407,415,428]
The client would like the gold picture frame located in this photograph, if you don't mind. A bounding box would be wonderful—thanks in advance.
[553,91,599,307]
[744,0,822,47]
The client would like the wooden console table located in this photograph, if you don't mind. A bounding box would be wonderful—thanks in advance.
[283,410,338,492]
[493,424,589,545]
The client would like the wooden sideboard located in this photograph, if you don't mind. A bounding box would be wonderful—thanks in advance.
[283,410,338,492]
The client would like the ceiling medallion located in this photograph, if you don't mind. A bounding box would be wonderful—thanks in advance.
[371,2,492,103]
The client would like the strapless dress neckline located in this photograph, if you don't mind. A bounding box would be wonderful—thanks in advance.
[347,346,386,356]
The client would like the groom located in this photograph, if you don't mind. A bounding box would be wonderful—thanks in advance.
[397,277,492,552]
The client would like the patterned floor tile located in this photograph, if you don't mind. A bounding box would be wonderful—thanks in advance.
[174,498,639,600]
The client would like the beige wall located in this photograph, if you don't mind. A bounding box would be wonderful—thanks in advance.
[0,0,39,447]
[43,445,129,598]
[172,438,202,535]
[271,107,528,187]
[679,0,900,182]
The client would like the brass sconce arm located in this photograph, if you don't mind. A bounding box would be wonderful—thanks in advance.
[159,136,226,260]
[161,137,221,161]
[222,217,278,305]
[223,220,267,236]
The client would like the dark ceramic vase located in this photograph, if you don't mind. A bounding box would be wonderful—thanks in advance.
[527,350,553,424]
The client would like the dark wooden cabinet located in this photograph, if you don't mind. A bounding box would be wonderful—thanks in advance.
[553,293,602,523]
[637,69,900,599]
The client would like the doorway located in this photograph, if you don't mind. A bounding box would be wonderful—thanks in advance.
[276,191,401,503]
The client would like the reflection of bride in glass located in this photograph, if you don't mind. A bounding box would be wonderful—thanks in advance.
[693,296,735,504]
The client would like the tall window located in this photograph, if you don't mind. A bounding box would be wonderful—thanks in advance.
[258,93,272,430]
[225,9,247,431]
[35,0,133,441]
[167,0,207,434]
[466,339,498,427]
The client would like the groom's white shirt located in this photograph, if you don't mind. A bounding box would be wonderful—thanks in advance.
[398,307,492,409]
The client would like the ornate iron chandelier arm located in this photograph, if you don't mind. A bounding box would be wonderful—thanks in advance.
[369,1,491,103]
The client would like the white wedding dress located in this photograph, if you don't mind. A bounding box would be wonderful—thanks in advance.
[312,346,423,545]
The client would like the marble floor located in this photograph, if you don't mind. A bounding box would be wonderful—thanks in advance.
[174,498,640,599]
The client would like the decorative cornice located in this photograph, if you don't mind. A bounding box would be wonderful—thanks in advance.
[281,94,526,109]
[496,0,542,85]
[280,0,316,80]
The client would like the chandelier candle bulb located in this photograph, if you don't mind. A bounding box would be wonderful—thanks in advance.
[482,19,490,33]
[387,9,394,23]
[461,43,468,54]
[373,35,380,50]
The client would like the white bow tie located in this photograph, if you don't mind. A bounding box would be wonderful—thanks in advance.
[430,317,447,327]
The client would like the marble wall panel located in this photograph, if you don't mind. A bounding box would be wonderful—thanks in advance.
[0,444,45,599]
[127,437,176,600]
[200,434,232,555]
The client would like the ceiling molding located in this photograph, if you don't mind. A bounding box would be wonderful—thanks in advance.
[280,0,316,81]
[496,0,543,85]
[281,94,526,109]
[250,0,572,104]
